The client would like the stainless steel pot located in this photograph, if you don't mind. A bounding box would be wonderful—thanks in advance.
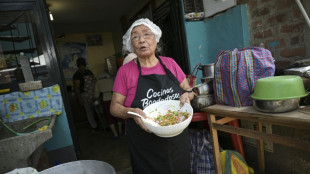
[199,63,214,78]
[191,94,214,112]
[201,77,213,83]
[253,98,300,113]
[192,81,213,95]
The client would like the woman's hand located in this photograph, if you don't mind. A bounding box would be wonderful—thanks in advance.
[111,92,151,132]
[179,79,196,106]
[129,108,152,133]
[180,92,191,106]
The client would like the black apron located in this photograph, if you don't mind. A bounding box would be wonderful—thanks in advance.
[127,56,190,174]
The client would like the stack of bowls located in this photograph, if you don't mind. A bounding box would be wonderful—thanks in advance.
[199,63,214,79]
[191,64,215,111]
[251,75,309,113]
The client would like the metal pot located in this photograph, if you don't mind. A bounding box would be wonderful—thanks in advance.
[253,98,300,113]
[199,63,214,78]
[192,81,213,95]
[191,94,214,112]
[201,77,213,83]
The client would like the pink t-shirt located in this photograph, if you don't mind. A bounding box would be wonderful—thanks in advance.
[113,56,186,107]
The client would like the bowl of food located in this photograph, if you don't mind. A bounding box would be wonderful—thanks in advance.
[142,100,193,138]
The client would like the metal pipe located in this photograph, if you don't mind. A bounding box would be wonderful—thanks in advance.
[295,0,310,29]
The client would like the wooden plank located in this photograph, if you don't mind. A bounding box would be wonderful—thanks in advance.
[0,24,16,32]
[216,117,236,124]
[202,105,310,130]
[0,36,30,42]
[256,122,265,172]
[212,123,310,150]
[0,12,24,32]
[3,48,36,54]
[209,114,222,174]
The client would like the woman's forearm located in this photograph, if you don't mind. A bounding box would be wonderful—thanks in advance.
[110,92,146,119]
[110,93,149,132]
[110,102,132,119]
[180,79,196,100]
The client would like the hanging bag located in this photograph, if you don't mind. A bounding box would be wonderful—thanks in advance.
[213,47,275,107]
[189,129,215,174]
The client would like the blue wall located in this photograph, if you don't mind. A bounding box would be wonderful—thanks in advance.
[44,105,73,151]
[183,4,250,84]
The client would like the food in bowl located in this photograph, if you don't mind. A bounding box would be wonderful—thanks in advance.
[152,110,190,126]
[142,100,193,137]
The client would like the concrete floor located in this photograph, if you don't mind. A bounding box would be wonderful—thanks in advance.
[74,120,262,174]
[74,121,226,174]
[75,121,132,174]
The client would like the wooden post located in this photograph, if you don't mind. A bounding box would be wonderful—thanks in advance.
[209,114,222,174]
[256,122,265,172]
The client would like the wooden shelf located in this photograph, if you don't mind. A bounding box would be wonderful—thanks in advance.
[2,48,36,54]
[0,36,30,42]
[0,12,24,32]
[0,24,16,32]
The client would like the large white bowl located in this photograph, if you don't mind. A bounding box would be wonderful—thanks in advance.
[142,100,193,138]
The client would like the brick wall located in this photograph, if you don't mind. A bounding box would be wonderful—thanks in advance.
[238,0,310,69]
[233,1,310,173]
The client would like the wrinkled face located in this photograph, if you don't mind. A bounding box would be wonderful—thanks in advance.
[131,25,157,58]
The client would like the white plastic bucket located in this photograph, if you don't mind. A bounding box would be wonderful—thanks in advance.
[39,160,116,174]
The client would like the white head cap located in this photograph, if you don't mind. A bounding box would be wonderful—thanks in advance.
[122,18,162,53]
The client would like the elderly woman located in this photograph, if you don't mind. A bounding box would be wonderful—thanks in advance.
[110,18,195,174]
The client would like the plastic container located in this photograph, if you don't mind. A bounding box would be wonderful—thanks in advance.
[251,75,309,100]
[39,160,116,174]
[142,100,193,138]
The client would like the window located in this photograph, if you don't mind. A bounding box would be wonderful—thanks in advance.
[0,10,48,85]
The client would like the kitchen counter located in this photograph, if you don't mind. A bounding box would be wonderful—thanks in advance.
[201,104,310,174]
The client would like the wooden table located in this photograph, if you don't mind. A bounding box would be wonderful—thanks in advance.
[201,104,310,174]
[191,112,246,158]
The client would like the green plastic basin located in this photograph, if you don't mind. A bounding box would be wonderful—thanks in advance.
[251,75,309,100]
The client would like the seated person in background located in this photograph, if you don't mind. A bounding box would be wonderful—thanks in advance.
[122,50,137,65]
[95,74,123,138]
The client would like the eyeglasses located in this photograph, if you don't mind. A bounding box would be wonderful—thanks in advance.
[131,32,154,42]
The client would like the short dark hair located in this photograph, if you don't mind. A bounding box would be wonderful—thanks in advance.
[76,57,86,67]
